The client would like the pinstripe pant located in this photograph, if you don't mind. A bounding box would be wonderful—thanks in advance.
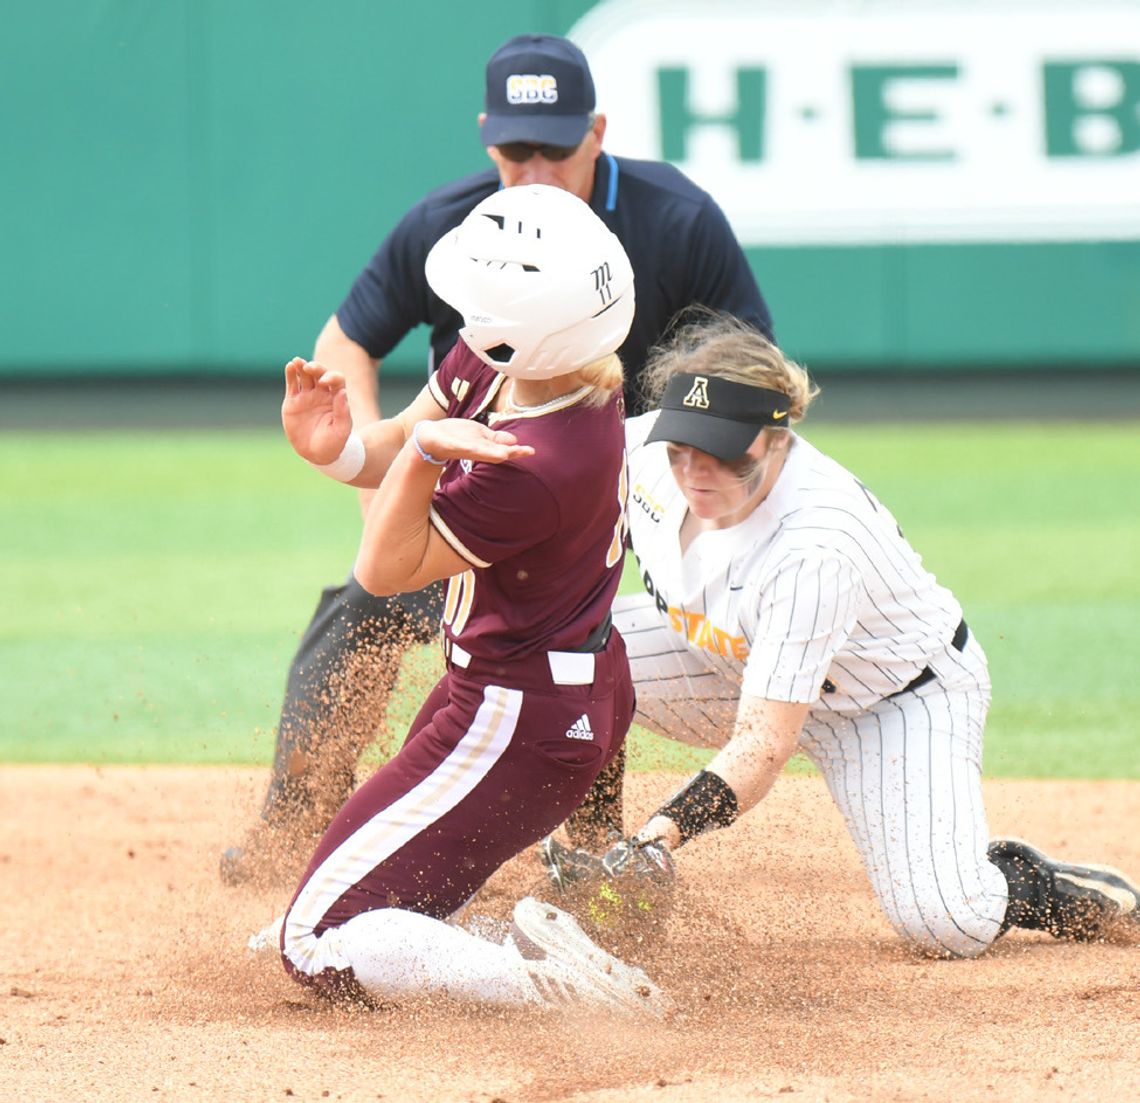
[615,596,1008,958]
[799,632,1006,957]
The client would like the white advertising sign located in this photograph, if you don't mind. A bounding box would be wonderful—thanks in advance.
[570,0,1140,244]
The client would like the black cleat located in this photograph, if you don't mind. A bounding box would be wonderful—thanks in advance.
[989,837,1140,941]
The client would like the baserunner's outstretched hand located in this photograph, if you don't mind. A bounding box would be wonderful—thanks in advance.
[281,357,351,465]
[411,416,535,467]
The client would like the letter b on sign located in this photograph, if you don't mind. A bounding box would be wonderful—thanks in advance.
[1045,61,1140,156]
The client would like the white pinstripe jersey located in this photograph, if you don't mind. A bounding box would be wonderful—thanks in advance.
[625,412,963,712]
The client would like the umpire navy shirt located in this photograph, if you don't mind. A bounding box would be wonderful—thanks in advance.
[337,152,774,416]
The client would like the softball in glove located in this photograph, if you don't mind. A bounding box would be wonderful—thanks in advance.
[538,835,676,930]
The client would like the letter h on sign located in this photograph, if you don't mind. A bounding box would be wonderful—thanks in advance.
[658,67,766,162]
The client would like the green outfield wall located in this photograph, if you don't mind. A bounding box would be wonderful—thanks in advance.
[4,0,1138,378]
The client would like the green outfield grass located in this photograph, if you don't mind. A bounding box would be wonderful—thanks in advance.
[2,423,1137,778]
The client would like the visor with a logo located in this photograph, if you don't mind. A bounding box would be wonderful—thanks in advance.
[646,373,790,461]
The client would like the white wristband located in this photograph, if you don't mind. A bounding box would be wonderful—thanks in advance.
[310,431,366,482]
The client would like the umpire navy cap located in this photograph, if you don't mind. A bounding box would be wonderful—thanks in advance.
[481,34,596,148]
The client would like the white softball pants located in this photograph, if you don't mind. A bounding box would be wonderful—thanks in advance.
[615,595,1009,958]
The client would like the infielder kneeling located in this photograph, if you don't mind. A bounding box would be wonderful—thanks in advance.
[252,185,669,1016]
[544,314,1139,959]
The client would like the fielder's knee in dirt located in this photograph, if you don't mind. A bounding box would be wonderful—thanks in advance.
[882,861,1008,959]
[890,898,1007,959]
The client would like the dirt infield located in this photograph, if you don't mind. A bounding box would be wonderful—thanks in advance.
[3,766,1137,1102]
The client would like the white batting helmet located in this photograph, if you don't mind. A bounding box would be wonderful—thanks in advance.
[424,184,635,380]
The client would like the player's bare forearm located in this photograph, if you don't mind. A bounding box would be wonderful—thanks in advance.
[638,695,808,850]
[354,418,534,595]
[704,695,807,812]
[354,445,447,594]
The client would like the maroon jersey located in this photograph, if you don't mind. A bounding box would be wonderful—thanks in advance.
[425,342,627,660]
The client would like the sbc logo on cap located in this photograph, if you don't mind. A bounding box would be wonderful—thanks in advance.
[507,74,558,104]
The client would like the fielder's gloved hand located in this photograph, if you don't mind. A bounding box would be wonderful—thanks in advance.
[538,834,676,930]
[538,834,607,892]
[601,836,676,887]
[591,836,677,929]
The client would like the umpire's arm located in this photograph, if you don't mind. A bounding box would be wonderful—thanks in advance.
[313,314,383,517]
[314,313,382,425]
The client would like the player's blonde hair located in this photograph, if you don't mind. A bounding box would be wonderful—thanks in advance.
[641,313,819,423]
[572,351,624,407]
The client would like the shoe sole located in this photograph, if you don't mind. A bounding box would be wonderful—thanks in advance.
[511,896,673,1017]
[537,836,602,893]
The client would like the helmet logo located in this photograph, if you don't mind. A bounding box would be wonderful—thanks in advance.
[682,376,711,409]
[592,261,614,306]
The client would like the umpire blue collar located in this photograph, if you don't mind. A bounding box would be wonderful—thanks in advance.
[591,152,619,213]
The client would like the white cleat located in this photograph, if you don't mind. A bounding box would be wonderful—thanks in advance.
[247,914,285,955]
[510,896,673,1018]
